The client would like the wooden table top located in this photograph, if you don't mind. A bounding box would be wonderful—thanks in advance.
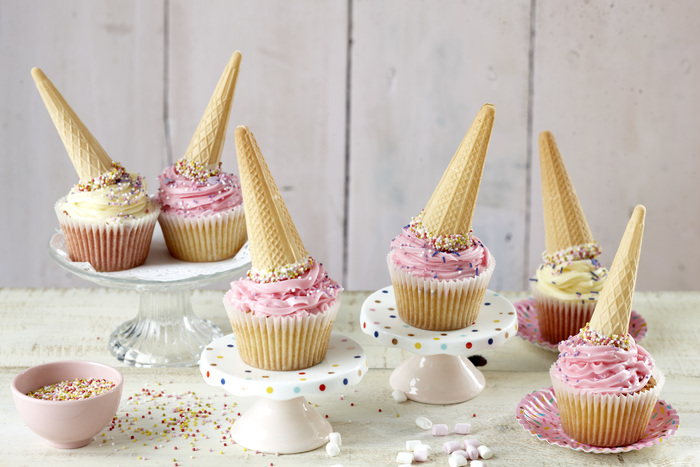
[1,288,698,466]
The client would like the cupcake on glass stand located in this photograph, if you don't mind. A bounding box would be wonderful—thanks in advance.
[200,126,366,453]
[363,104,516,403]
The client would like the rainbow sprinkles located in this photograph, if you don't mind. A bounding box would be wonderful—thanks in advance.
[247,255,315,284]
[542,241,602,266]
[409,210,475,252]
[175,158,223,184]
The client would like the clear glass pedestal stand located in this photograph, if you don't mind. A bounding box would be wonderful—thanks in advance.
[49,230,250,367]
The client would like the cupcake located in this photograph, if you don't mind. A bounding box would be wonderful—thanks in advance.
[550,205,663,447]
[223,126,341,371]
[388,104,496,331]
[32,68,159,272]
[531,131,609,344]
[157,51,246,262]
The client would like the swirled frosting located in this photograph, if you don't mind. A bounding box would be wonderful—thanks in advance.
[61,172,155,223]
[225,261,341,317]
[550,334,654,394]
[533,259,608,302]
[156,164,242,217]
[388,227,490,280]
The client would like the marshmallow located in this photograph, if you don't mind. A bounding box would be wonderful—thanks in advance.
[415,416,432,430]
[329,432,342,447]
[451,450,468,457]
[392,389,408,402]
[405,439,421,450]
[396,452,414,464]
[326,442,340,457]
[464,438,481,448]
[471,461,486,467]
[431,424,449,436]
[413,444,431,453]
[414,445,429,462]
[454,422,471,435]
[477,444,493,459]
[448,454,468,467]
[442,440,463,454]
[465,444,479,460]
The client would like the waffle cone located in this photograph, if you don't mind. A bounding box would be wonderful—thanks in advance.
[234,125,308,271]
[539,131,594,254]
[31,67,112,180]
[183,51,242,167]
[588,205,646,336]
[422,104,495,236]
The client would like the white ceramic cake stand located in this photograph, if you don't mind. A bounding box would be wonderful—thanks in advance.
[360,286,517,404]
[48,229,250,367]
[200,333,368,454]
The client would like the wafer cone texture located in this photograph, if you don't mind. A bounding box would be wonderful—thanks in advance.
[539,131,595,255]
[234,126,309,271]
[31,67,113,180]
[422,104,495,236]
[588,205,646,336]
[183,51,242,167]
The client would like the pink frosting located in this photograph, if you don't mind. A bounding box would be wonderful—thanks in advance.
[551,334,655,394]
[388,227,490,280]
[156,164,242,217]
[225,261,341,317]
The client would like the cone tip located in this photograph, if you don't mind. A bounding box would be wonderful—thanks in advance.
[235,125,250,137]
[631,204,646,223]
[231,50,242,64]
[539,130,554,144]
[31,67,46,84]
[479,103,496,117]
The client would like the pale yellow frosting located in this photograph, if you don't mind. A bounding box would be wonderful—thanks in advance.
[533,259,608,302]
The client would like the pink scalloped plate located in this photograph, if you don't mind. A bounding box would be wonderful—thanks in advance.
[516,387,679,453]
[514,298,647,351]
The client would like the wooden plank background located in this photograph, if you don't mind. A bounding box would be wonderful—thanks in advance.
[1,0,698,291]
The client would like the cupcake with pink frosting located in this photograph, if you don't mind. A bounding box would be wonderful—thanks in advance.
[224,126,341,371]
[550,205,663,447]
[157,52,246,262]
[388,104,496,331]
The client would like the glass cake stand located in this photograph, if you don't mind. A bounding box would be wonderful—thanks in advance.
[361,286,517,404]
[48,228,250,367]
[200,333,368,454]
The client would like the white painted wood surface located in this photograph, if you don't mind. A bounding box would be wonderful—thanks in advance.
[1,1,698,291]
[1,288,698,465]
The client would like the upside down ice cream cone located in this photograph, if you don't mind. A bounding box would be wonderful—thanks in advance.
[33,67,159,272]
[157,51,246,262]
[388,104,496,331]
[222,126,341,371]
[550,205,662,448]
[531,131,608,344]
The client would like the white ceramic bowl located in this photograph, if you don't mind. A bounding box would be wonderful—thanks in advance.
[11,360,123,448]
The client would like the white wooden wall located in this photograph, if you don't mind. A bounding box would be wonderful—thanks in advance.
[2,0,698,291]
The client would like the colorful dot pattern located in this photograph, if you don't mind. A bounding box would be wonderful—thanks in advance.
[514,298,648,352]
[360,287,517,356]
[200,333,368,401]
[516,386,679,453]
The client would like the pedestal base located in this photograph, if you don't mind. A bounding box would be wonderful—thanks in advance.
[110,289,222,367]
[230,397,332,454]
[390,354,485,404]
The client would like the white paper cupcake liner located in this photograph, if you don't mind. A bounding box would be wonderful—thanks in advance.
[224,297,339,371]
[55,198,160,272]
[531,284,598,344]
[387,254,495,331]
[158,205,246,262]
[551,365,664,447]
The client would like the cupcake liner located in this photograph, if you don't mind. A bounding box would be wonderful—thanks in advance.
[55,198,160,272]
[551,366,664,447]
[224,298,339,371]
[387,254,495,331]
[531,284,597,344]
[158,205,246,262]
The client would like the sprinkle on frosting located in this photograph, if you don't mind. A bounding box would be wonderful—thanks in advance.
[174,158,222,183]
[542,241,602,266]
[580,322,631,350]
[247,255,315,284]
[408,210,475,252]
[76,161,126,192]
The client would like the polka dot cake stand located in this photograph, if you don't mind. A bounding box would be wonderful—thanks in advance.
[49,230,250,367]
[200,333,368,454]
[360,286,517,404]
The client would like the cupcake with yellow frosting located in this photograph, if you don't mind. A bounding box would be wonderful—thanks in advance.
[531,131,608,344]
[32,67,159,272]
